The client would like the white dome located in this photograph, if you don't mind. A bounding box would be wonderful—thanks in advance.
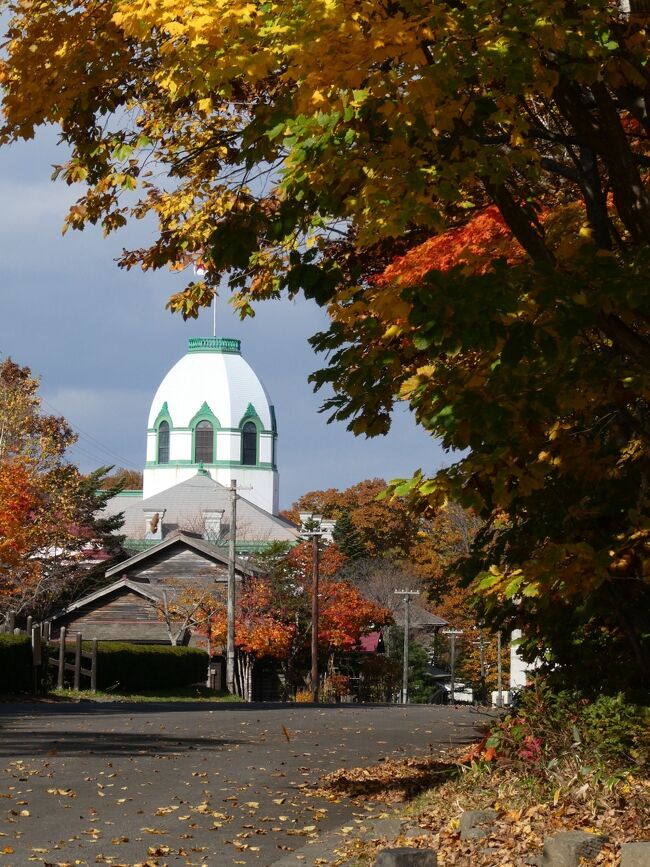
[147,337,273,430]
[142,337,279,513]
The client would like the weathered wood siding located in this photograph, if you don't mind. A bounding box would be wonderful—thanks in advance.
[114,547,229,587]
[55,587,169,643]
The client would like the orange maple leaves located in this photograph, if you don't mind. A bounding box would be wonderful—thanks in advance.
[378,206,524,288]
[206,541,392,662]
[232,577,296,659]
[318,580,391,651]
[0,459,38,573]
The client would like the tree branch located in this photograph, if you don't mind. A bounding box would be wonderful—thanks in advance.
[483,180,556,266]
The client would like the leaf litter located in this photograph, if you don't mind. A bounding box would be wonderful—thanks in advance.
[313,748,650,866]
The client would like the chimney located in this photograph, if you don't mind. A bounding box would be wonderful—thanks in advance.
[203,509,225,541]
[144,509,164,541]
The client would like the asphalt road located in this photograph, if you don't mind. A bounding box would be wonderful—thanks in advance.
[0,702,485,866]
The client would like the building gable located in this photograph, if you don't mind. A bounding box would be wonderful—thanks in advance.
[54,584,169,643]
[123,546,228,586]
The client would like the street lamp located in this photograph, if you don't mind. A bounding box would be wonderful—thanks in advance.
[441,628,463,705]
[299,513,335,703]
[394,589,419,703]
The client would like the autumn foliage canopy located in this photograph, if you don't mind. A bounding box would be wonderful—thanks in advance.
[2,0,650,691]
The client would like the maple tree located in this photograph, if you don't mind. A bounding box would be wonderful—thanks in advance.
[227,541,391,698]
[2,1,650,690]
[211,575,296,701]
[0,459,39,587]
[286,479,420,558]
[0,359,124,619]
[97,467,143,491]
[318,578,392,655]
[150,580,224,647]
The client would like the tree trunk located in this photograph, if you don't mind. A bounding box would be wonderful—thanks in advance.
[234,651,254,701]
[554,75,650,244]
[483,180,556,266]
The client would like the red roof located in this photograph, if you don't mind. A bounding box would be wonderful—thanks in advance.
[358,631,382,652]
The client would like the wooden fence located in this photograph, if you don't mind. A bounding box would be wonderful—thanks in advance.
[1,613,97,693]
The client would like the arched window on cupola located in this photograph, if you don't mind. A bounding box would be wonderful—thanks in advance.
[241,421,257,466]
[194,420,214,464]
[157,421,170,464]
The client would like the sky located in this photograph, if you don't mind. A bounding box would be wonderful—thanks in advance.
[0,127,451,509]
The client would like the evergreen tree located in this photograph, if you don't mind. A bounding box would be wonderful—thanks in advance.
[332,511,367,561]
[388,626,435,704]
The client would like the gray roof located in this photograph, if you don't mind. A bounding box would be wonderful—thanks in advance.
[105,531,260,579]
[102,473,298,545]
[410,607,448,629]
[51,577,163,619]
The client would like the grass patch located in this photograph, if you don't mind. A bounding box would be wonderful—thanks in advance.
[43,686,243,703]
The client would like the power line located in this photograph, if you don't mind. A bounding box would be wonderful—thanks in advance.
[66,440,135,471]
[39,395,140,469]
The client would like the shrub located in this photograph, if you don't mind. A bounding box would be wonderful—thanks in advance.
[580,693,648,764]
[468,681,648,776]
[0,634,32,693]
[91,643,208,692]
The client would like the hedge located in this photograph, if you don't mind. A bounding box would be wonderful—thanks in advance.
[0,634,32,693]
[90,643,208,692]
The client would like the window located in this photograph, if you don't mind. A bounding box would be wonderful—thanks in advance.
[157,421,170,464]
[194,420,214,463]
[242,421,257,465]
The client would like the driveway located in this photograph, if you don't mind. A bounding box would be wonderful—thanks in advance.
[0,702,485,866]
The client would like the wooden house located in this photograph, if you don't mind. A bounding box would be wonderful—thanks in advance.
[50,531,258,645]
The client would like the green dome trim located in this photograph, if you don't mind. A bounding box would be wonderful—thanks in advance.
[188,337,241,354]
[189,401,221,430]
[152,401,173,430]
[238,402,263,429]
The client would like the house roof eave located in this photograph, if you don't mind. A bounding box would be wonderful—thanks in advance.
[105,531,261,579]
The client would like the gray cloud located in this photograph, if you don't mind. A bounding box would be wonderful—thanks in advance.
[0,132,451,508]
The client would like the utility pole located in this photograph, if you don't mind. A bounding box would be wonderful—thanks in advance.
[226,479,237,695]
[496,629,503,708]
[473,631,490,705]
[299,513,329,703]
[441,628,463,704]
[310,531,320,703]
[394,590,420,703]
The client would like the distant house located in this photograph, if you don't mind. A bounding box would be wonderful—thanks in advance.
[357,631,385,654]
[50,531,258,645]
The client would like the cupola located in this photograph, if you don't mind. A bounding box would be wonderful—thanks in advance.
[142,337,279,513]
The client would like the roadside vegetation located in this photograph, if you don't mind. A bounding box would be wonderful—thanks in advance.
[47,686,242,704]
[318,683,650,865]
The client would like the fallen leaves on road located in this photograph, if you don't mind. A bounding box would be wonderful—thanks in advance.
[314,755,456,803]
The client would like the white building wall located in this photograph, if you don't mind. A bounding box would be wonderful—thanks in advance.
[143,465,198,499]
[213,467,278,514]
[259,433,273,464]
[169,430,192,461]
[509,629,541,691]
[142,339,280,513]
[216,431,241,462]
[146,431,157,463]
